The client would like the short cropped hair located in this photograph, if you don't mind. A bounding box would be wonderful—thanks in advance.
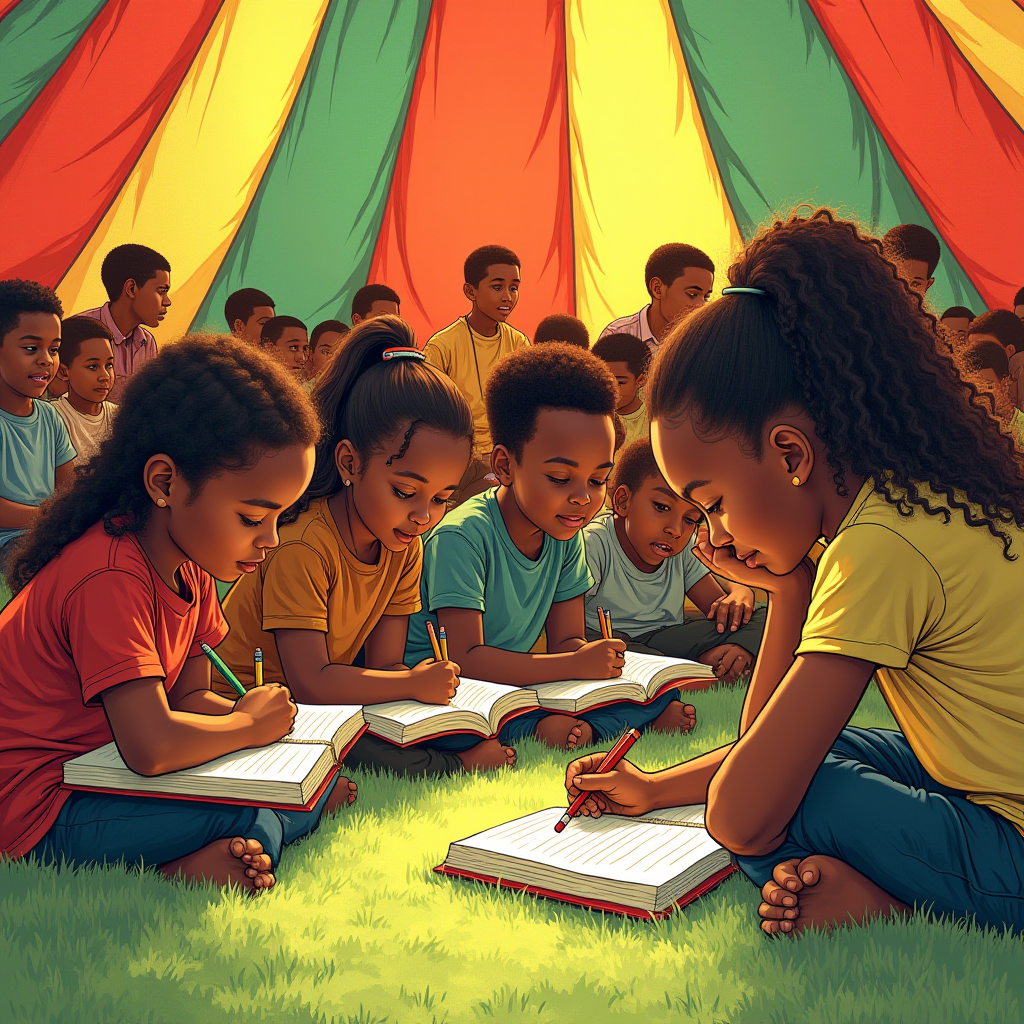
[645,244,714,296]
[963,340,1010,379]
[464,245,520,287]
[941,306,974,321]
[969,309,1024,352]
[486,343,616,461]
[882,224,941,278]
[352,284,400,319]
[611,438,663,495]
[311,319,349,345]
[261,315,307,345]
[534,313,589,349]
[591,333,650,377]
[100,244,170,302]
[0,278,62,342]
[59,315,113,365]
[1014,286,1024,307]
[225,288,275,330]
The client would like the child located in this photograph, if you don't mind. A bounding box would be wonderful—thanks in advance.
[406,343,699,752]
[534,313,589,349]
[939,305,974,350]
[260,315,309,377]
[51,316,118,463]
[225,288,275,345]
[968,309,1024,413]
[586,438,766,686]
[0,338,356,892]
[424,245,529,506]
[219,315,514,776]
[591,333,650,452]
[307,319,350,383]
[351,285,400,326]
[0,280,76,611]
[961,339,1024,449]
[563,208,1024,938]
[75,244,170,404]
[881,223,940,298]
[599,243,714,354]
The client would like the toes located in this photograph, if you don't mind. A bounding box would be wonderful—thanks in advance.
[759,902,799,921]
[771,858,805,893]
[252,871,276,891]
[796,856,822,887]
[761,918,796,936]
[243,853,273,872]
[761,879,798,907]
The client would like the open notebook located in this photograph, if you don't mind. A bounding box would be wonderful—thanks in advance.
[363,678,539,746]
[435,804,734,919]
[63,704,366,810]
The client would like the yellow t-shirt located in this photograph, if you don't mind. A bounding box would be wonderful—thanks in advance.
[217,496,422,694]
[423,317,530,452]
[619,403,650,452]
[797,478,1024,833]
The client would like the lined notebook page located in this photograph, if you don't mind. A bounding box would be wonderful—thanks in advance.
[454,807,721,887]
[534,654,711,704]
[366,679,518,726]
[287,704,363,744]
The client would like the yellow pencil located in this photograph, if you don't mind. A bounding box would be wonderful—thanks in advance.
[438,625,448,662]
[603,609,614,639]
[254,648,264,686]
[426,621,443,661]
[597,606,611,640]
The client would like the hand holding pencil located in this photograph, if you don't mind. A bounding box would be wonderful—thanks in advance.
[412,621,460,705]
[561,728,657,824]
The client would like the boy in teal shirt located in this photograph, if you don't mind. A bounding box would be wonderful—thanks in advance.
[406,344,696,749]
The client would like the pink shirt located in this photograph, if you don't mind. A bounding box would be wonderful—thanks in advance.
[76,302,158,405]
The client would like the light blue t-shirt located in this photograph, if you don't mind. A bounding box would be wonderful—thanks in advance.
[404,489,594,665]
[582,510,710,638]
[0,400,76,549]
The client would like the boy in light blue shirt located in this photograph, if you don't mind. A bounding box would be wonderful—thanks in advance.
[406,344,699,750]
[584,439,765,685]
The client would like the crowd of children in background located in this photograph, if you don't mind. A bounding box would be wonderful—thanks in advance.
[0,211,1022,935]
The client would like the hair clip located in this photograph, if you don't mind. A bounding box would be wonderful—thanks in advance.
[721,286,768,297]
[382,347,425,361]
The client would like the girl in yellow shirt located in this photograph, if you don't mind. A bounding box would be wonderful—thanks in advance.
[562,208,1024,937]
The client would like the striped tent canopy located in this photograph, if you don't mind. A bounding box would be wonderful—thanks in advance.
[1,0,1022,346]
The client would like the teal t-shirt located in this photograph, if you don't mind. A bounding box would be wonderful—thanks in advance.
[0,400,76,550]
[404,489,594,665]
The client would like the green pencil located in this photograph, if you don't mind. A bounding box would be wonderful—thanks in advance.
[199,641,246,698]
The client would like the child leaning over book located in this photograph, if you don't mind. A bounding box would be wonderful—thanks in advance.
[0,339,356,893]
[585,439,765,685]
[219,315,516,776]
[405,343,699,753]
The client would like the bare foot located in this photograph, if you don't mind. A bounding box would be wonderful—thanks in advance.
[159,836,275,893]
[534,714,594,751]
[650,701,697,734]
[758,855,910,936]
[325,775,358,815]
[457,738,517,772]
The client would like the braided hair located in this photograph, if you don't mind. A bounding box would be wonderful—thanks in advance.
[282,314,474,523]
[646,208,1024,559]
[6,335,319,592]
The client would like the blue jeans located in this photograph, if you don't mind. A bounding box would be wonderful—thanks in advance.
[736,727,1024,931]
[29,776,338,871]
[423,688,682,752]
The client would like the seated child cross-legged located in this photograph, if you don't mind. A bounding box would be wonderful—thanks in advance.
[405,343,698,751]
[0,338,356,894]
[563,209,1024,938]
[219,315,515,775]
[585,438,766,688]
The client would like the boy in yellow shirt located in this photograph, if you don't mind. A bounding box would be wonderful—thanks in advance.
[423,245,529,505]
[591,333,650,452]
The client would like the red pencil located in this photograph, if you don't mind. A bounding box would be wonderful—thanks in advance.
[554,727,641,832]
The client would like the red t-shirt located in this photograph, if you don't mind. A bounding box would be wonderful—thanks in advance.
[0,522,228,859]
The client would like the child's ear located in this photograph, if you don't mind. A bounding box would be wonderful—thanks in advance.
[611,484,631,517]
[490,445,514,487]
[142,454,179,507]
[56,363,70,381]
[333,439,361,485]
[462,282,476,304]
[648,277,663,302]
[636,371,647,390]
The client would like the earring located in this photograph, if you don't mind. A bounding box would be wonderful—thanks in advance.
[343,479,352,487]
[157,498,167,507]
[792,476,801,487]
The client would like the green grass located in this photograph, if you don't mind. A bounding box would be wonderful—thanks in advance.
[3,683,1023,1024]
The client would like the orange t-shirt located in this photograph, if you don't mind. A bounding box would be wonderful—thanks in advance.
[0,522,227,859]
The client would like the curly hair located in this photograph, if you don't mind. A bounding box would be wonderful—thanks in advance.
[100,244,170,302]
[611,438,662,495]
[645,243,715,295]
[6,336,320,593]
[534,313,590,349]
[283,314,474,524]
[592,333,651,377]
[0,278,63,340]
[486,342,617,461]
[646,208,1024,559]
[464,245,520,287]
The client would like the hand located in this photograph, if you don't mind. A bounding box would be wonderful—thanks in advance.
[234,683,297,745]
[409,657,461,704]
[706,585,755,634]
[564,754,655,818]
[699,643,753,685]
[693,525,816,599]
[569,638,626,679]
